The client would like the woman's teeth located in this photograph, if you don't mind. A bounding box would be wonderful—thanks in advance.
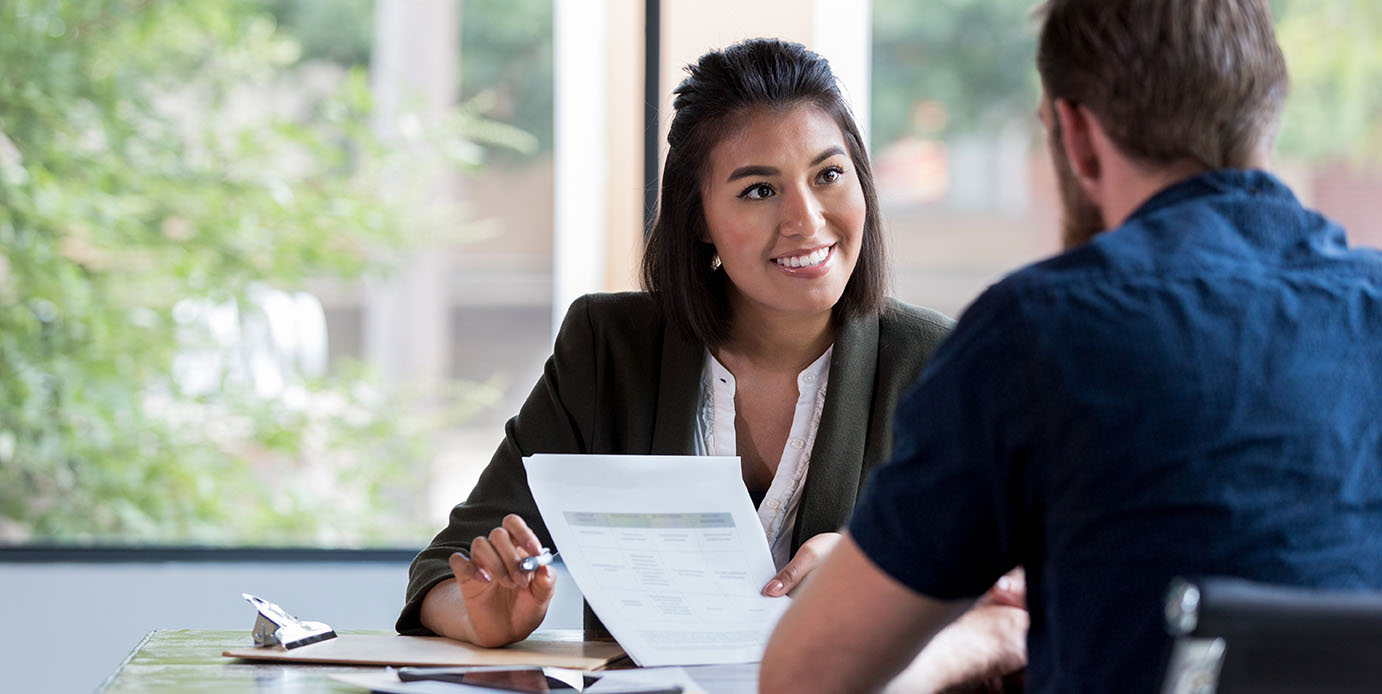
[774,247,830,269]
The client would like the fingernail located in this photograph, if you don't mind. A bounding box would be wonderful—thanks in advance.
[765,580,784,596]
[476,568,492,583]
[998,577,1012,592]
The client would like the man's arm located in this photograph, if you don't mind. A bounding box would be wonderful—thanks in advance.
[760,532,972,694]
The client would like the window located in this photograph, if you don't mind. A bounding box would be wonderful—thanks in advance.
[871,0,1382,321]
[0,0,557,548]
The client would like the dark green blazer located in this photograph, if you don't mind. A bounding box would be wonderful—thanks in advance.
[397,291,953,634]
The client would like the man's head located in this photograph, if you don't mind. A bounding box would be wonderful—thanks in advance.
[1036,0,1289,247]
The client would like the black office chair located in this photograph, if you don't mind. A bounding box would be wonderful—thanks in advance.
[1159,576,1382,694]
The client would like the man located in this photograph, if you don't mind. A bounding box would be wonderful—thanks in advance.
[760,1,1382,693]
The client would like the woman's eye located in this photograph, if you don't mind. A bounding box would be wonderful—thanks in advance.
[817,166,845,184]
[738,183,775,200]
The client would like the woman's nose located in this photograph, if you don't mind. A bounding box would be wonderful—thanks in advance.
[778,185,825,236]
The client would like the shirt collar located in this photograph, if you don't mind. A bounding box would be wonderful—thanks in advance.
[1125,169,1297,224]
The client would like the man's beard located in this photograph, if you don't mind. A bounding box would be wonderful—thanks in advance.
[1049,120,1105,249]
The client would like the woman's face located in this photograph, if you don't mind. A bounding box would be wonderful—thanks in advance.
[701,104,866,325]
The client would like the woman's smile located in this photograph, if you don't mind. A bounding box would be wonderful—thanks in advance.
[771,244,835,276]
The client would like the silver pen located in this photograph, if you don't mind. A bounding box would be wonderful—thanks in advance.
[519,547,558,572]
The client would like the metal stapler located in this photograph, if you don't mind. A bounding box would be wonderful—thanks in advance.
[242,593,337,649]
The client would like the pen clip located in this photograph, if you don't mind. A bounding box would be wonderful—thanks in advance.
[520,548,558,571]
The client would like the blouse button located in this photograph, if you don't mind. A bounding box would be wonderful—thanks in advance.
[788,438,805,450]
[802,373,817,384]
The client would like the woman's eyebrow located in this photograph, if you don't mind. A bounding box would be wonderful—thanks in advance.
[725,146,846,183]
[727,165,776,182]
[811,146,845,165]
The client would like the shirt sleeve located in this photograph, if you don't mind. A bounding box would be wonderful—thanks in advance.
[849,283,1036,600]
[395,295,600,635]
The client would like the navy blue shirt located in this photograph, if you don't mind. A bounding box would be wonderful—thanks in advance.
[851,170,1382,694]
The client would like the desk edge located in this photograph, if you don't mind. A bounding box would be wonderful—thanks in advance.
[98,628,155,692]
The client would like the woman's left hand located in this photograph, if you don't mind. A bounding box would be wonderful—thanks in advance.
[761,532,842,597]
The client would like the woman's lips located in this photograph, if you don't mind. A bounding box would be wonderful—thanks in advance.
[772,244,835,277]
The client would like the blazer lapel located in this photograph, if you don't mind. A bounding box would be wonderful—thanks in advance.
[650,322,701,455]
[792,311,880,549]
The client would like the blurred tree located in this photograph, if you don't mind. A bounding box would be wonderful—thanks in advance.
[268,0,552,159]
[1274,0,1382,165]
[870,0,1038,148]
[0,0,501,545]
[267,0,374,67]
[871,0,1382,168]
[457,0,553,158]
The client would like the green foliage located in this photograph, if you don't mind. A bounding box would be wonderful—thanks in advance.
[458,0,554,157]
[1274,0,1382,164]
[870,0,1039,147]
[870,0,1382,167]
[271,0,554,158]
[0,0,496,545]
[267,0,374,67]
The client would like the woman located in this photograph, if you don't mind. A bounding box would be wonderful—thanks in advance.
[398,38,956,651]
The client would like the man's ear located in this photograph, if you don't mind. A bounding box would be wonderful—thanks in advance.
[1053,99,1102,193]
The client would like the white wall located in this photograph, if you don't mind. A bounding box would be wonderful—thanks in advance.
[0,560,581,693]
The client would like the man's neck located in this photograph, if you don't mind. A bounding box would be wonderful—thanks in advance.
[1101,159,1211,229]
[1101,150,1273,229]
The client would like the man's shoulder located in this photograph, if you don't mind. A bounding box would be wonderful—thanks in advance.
[1006,170,1379,295]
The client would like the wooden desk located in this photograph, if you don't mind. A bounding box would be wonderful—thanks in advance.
[101,629,402,692]
[101,629,760,693]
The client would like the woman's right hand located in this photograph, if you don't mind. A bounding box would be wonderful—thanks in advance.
[445,513,557,647]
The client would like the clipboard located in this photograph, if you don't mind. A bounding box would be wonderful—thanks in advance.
[223,632,627,671]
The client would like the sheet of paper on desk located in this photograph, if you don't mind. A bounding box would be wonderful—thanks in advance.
[332,667,583,693]
[587,666,706,693]
[332,667,707,693]
[523,454,790,667]
[331,670,483,693]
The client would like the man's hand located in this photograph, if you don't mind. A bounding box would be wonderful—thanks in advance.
[421,514,556,647]
[888,602,1029,694]
[762,532,841,597]
[887,569,1029,693]
[980,567,1026,610]
[760,533,972,694]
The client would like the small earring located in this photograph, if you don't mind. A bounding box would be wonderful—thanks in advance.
[710,254,721,271]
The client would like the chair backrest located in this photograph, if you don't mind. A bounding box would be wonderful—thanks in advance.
[1160,576,1382,694]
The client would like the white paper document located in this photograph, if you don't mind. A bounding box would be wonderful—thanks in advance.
[586,666,707,693]
[332,667,695,694]
[523,454,791,667]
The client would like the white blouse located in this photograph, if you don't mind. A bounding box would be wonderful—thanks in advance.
[693,346,833,571]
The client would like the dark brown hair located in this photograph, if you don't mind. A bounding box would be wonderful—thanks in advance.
[1036,0,1289,170]
[641,38,887,347]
